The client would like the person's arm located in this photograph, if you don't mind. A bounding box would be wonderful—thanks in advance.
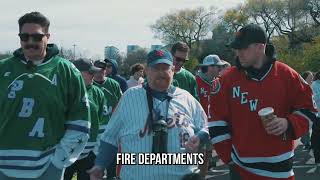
[286,72,318,139]
[89,90,127,179]
[193,99,209,146]
[51,66,90,169]
[184,94,209,153]
[210,78,232,164]
[95,90,126,166]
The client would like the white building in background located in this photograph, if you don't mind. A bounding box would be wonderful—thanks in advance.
[104,46,120,60]
[150,45,163,51]
[127,45,140,54]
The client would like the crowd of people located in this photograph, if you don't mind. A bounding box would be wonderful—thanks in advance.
[0,11,319,180]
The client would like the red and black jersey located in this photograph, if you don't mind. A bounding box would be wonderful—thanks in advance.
[209,61,317,179]
[195,74,220,122]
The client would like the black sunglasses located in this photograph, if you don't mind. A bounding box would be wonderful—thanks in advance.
[18,33,46,42]
[174,56,187,63]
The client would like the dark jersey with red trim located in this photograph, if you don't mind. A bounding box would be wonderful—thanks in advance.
[209,61,317,179]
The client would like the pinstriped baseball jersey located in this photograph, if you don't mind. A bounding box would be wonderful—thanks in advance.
[100,86,208,180]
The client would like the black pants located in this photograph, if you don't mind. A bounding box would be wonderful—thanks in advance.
[64,152,96,180]
[311,121,320,163]
[106,155,117,178]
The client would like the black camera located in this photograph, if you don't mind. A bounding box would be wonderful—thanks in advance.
[152,119,168,153]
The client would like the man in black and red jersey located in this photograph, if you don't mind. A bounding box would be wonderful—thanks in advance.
[209,24,318,180]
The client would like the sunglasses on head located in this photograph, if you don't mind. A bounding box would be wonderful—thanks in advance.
[18,33,46,42]
[174,56,187,63]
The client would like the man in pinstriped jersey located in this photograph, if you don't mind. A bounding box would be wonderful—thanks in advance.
[88,49,209,180]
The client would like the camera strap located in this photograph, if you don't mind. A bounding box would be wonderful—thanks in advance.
[144,84,175,132]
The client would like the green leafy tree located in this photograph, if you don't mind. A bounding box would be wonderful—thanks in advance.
[151,7,217,54]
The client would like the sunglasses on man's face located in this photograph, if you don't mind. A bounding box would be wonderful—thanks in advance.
[174,56,187,63]
[18,33,46,42]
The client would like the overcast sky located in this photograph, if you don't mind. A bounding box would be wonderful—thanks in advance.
[1,0,244,59]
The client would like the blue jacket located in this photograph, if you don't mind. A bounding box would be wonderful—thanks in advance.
[106,59,128,92]
[312,80,320,110]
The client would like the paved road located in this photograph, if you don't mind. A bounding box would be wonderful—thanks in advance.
[206,144,319,180]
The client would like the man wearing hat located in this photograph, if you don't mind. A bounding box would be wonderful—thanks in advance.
[88,49,209,180]
[219,60,231,77]
[209,24,317,180]
[196,54,224,122]
[195,54,225,175]
[64,58,109,180]
[93,59,122,179]
[94,60,122,103]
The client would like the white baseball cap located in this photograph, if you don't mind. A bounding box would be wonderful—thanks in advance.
[199,54,224,66]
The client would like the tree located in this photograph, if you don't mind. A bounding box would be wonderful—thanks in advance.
[267,0,316,48]
[306,0,320,26]
[244,0,279,42]
[151,7,217,53]
[303,35,320,72]
[222,6,249,33]
[272,34,320,73]
[119,48,148,77]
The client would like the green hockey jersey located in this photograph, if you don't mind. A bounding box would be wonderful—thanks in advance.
[173,68,199,100]
[93,79,122,135]
[79,84,108,159]
[0,44,90,178]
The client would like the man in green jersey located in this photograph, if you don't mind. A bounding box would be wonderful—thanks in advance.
[0,12,90,180]
[64,58,108,180]
[93,60,122,179]
[171,42,198,100]
[94,60,122,105]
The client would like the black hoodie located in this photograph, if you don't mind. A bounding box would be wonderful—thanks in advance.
[13,44,59,63]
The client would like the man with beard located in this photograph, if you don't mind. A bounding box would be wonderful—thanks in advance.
[88,49,208,180]
[0,12,90,180]
[209,24,317,180]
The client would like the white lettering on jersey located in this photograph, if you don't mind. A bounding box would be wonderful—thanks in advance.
[28,117,45,138]
[51,74,58,86]
[233,86,240,98]
[249,99,259,112]
[241,92,248,104]
[8,80,24,98]
[232,86,259,112]
[4,72,11,77]
[200,88,207,97]
[11,80,24,91]
[18,98,35,118]
[8,91,16,99]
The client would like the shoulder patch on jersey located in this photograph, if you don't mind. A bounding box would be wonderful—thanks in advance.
[211,79,221,95]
